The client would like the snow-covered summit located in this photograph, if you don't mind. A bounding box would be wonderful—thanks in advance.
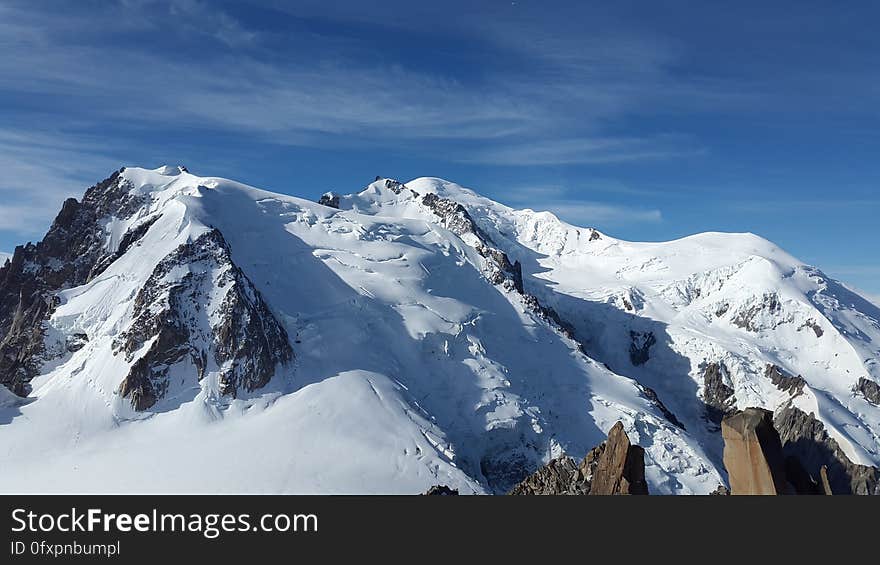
[0,167,877,494]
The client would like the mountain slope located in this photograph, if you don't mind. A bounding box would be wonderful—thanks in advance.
[0,167,877,494]
[377,177,880,490]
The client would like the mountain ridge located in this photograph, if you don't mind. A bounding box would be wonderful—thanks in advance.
[0,166,877,494]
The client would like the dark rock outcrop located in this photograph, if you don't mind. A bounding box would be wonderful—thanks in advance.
[628,331,655,366]
[423,485,459,496]
[731,293,788,332]
[318,192,340,209]
[702,362,736,426]
[638,383,686,429]
[0,168,146,396]
[420,192,523,292]
[764,364,806,398]
[114,229,293,410]
[798,319,824,338]
[721,408,790,495]
[773,405,879,495]
[509,421,648,495]
[855,377,880,405]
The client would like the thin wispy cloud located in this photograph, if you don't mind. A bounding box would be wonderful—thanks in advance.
[462,136,704,166]
[498,185,663,228]
[541,201,663,227]
[729,199,880,213]
[0,1,729,146]
[0,128,120,235]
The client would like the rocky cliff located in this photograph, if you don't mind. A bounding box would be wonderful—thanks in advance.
[0,168,138,395]
[721,406,879,495]
[0,168,293,410]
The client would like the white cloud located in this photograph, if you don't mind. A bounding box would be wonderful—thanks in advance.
[0,128,119,236]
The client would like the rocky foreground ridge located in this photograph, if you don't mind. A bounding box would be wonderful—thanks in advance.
[502,406,878,495]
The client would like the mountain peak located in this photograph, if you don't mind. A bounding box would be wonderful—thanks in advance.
[0,166,877,495]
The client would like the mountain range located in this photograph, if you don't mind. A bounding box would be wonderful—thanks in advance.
[1,166,878,494]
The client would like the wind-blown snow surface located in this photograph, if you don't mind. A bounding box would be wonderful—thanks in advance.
[1,168,878,494]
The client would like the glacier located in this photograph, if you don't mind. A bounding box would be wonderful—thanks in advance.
[0,166,877,494]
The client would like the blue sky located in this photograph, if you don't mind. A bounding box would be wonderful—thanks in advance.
[1,0,878,295]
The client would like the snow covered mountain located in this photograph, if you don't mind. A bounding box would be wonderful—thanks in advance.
[0,166,877,494]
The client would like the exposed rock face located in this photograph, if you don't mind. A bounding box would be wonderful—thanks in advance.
[318,192,340,209]
[855,377,880,405]
[509,421,648,495]
[114,229,293,410]
[773,405,879,495]
[721,406,879,495]
[731,292,785,332]
[702,362,736,426]
[628,331,655,366]
[764,364,806,398]
[721,408,790,495]
[589,422,649,495]
[798,319,824,338]
[638,383,686,430]
[420,192,522,291]
[0,169,147,395]
[383,178,407,194]
[0,167,294,409]
[423,485,459,495]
